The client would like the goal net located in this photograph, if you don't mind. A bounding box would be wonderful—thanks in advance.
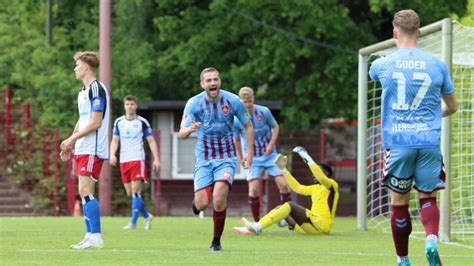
[357,19,473,242]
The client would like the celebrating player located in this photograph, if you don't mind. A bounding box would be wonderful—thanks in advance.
[178,67,254,252]
[60,51,110,249]
[234,87,290,222]
[369,9,457,266]
[110,95,160,230]
[235,147,339,235]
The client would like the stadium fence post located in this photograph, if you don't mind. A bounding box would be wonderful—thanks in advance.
[439,18,453,243]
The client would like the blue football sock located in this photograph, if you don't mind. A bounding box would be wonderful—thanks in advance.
[82,204,91,234]
[84,195,101,234]
[140,196,149,219]
[131,194,143,225]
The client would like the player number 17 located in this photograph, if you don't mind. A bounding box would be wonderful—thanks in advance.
[391,72,432,110]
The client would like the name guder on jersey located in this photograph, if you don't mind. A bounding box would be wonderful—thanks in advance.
[396,59,426,70]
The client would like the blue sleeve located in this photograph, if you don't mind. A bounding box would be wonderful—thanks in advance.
[369,59,380,81]
[232,97,251,126]
[89,82,107,112]
[233,119,244,138]
[91,97,106,112]
[141,118,153,137]
[113,119,120,136]
[264,107,277,128]
[439,61,455,95]
[180,98,195,128]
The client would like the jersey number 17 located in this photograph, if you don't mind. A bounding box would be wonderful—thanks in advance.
[391,72,432,110]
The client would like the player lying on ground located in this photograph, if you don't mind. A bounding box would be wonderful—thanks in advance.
[234,147,339,235]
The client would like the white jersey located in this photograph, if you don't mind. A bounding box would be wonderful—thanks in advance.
[74,80,110,159]
[113,115,153,163]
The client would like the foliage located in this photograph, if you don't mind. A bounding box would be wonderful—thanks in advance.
[1,0,469,130]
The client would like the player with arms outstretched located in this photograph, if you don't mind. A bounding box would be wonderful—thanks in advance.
[369,9,457,266]
[60,51,110,249]
[179,67,254,252]
[110,95,160,230]
[234,87,290,222]
[236,147,339,236]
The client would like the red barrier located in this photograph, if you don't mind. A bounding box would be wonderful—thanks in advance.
[23,103,31,159]
[53,129,59,215]
[4,88,12,161]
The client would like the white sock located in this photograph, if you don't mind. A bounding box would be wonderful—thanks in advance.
[427,234,437,242]
[90,233,102,242]
[397,256,409,263]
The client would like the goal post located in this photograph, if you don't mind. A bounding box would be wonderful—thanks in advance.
[357,18,474,242]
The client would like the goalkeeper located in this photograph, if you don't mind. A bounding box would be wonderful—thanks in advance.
[237,146,339,235]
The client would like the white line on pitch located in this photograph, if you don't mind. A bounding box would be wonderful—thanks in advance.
[16,249,474,258]
[410,235,474,250]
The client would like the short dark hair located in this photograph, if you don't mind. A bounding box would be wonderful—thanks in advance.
[123,95,138,104]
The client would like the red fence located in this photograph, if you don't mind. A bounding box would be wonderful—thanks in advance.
[1,87,63,215]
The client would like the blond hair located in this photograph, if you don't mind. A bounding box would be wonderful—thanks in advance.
[239,86,254,99]
[200,67,219,80]
[74,51,100,70]
[392,9,420,35]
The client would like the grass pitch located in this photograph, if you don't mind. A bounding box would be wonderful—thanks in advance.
[1,216,473,265]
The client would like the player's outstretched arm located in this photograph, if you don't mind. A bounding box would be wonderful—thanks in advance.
[274,154,313,196]
[293,146,333,189]
[178,121,201,139]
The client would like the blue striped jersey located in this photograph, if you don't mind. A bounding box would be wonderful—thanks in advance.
[180,89,251,163]
[234,104,278,157]
[369,48,455,148]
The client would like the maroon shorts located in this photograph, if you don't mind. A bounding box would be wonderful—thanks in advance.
[74,155,104,181]
[120,160,147,183]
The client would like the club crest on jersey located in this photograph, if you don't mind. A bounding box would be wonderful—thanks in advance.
[256,115,263,122]
[221,105,229,115]
[93,99,101,107]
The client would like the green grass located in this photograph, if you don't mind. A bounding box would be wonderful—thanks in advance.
[1,217,473,265]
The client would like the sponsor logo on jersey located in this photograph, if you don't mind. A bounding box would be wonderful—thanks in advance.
[221,105,229,115]
[390,177,412,190]
[223,171,232,182]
